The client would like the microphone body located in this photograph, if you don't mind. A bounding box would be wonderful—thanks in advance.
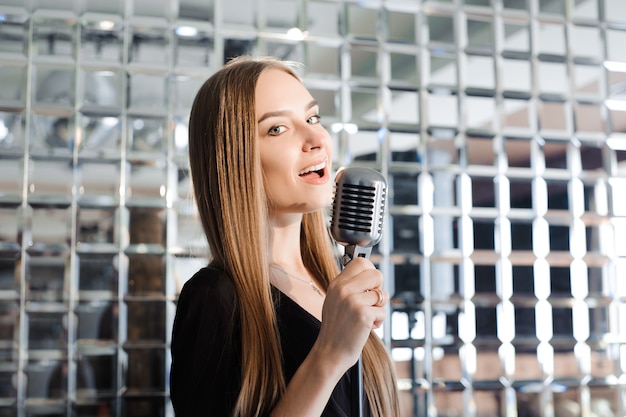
[329,166,387,417]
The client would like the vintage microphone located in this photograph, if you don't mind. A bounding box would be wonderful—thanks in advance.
[329,166,387,417]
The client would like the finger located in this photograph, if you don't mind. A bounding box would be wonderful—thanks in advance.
[370,288,385,307]
[364,288,387,306]
[334,267,383,295]
[371,302,388,328]
[343,261,383,290]
[356,271,384,295]
[339,257,376,279]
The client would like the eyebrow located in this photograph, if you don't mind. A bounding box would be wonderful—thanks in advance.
[257,99,318,124]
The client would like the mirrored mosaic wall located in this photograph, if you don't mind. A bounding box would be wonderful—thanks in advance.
[1,0,626,416]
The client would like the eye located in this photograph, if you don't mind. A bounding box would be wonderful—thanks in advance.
[268,125,287,136]
[307,115,321,125]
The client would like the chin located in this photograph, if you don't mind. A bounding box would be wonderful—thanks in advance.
[303,195,333,214]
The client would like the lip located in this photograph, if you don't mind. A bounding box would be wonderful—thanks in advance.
[298,158,330,184]
[299,158,327,175]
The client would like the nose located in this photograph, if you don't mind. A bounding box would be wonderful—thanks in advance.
[302,125,330,151]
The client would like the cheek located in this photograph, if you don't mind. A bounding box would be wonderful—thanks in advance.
[260,165,281,205]
[260,154,292,201]
[260,140,301,178]
[260,151,284,181]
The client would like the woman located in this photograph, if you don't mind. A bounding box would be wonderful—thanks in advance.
[170,56,400,417]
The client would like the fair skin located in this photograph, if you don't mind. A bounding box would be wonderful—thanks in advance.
[256,68,388,416]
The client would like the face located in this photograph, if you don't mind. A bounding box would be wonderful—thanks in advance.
[255,68,333,217]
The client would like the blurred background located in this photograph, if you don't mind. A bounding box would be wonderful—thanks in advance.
[1,0,626,416]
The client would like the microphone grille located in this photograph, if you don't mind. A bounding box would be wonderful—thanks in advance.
[330,167,387,247]
[333,183,384,233]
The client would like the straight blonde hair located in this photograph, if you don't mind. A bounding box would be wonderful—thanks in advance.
[188,56,400,417]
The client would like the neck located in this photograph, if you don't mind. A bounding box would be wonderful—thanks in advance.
[269,213,305,271]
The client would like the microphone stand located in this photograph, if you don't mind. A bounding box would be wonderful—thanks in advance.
[341,245,372,417]
[351,357,363,417]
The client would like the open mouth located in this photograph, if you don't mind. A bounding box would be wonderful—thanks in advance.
[299,160,327,179]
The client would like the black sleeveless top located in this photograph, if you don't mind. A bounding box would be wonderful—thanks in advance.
[170,265,370,416]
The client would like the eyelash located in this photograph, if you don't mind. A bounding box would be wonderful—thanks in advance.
[267,115,322,136]
[308,115,321,124]
[268,125,286,136]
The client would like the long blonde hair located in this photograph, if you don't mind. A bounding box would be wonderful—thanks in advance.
[188,56,400,417]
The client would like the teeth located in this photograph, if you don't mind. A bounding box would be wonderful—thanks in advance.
[299,160,326,175]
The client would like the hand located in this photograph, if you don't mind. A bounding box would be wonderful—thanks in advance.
[314,257,388,371]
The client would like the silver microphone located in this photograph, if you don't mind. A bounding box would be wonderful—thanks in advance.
[329,166,387,417]
[330,166,387,266]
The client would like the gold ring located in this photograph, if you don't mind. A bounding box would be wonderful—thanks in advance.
[373,288,384,307]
